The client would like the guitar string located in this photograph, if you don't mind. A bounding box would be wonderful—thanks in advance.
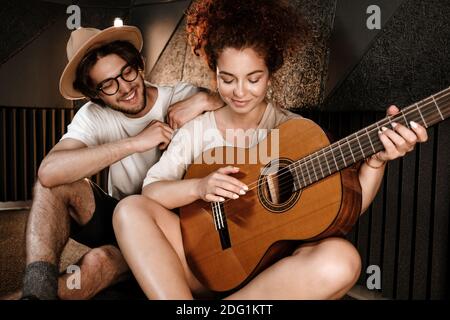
[204,94,450,214]
[238,93,450,194]
[192,89,450,214]
[214,97,450,213]
[216,107,448,220]
[239,91,450,192]
[241,107,447,198]
[208,89,450,197]
[217,110,444,216]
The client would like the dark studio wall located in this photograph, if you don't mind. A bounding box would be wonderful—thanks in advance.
[324,0,450,111]
[0,0,131,109]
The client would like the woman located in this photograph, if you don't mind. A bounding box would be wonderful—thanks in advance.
[113,0,427,299]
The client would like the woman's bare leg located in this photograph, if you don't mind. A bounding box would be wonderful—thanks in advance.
[226,237,361,300]
[113,195,207,300]
[114,195,360,300]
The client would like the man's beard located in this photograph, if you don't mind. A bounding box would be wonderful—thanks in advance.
[107,81,147,115]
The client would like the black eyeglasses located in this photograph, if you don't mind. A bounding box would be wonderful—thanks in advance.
[96,64,139,96]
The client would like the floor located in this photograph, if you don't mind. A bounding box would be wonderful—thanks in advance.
[0,207,145,299]
[0,206,381,300]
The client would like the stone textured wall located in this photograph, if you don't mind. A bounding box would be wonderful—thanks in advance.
[149,0,337,110]
[323,0,450,111]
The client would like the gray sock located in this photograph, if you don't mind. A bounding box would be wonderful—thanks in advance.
[22,261,59,300]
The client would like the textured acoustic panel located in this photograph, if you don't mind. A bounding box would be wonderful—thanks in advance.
[324,0,404,98]
[323,0,450,111]
[149,0,336,109]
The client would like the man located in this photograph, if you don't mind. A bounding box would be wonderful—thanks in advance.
[21,25,222,300]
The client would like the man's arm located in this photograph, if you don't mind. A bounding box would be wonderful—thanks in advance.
[166,90,224,129]
[38,120,173,188]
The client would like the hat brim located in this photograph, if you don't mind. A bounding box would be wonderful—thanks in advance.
[59,26,143,100]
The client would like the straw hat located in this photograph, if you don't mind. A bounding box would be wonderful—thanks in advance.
[59,25,143,100]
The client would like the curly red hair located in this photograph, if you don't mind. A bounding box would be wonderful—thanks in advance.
[186,0,309,74]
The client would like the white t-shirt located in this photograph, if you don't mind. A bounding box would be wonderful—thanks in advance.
[61,82,198,199]
[143,103,301,187]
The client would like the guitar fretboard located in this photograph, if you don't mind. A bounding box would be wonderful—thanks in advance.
[288,86,450,191]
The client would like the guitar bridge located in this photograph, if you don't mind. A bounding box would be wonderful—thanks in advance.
[211,201,231,250]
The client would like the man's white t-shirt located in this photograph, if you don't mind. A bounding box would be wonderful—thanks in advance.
[143,103,301,187]
[61,82,198,199]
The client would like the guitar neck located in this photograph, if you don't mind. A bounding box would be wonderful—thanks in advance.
[289,87,450,191]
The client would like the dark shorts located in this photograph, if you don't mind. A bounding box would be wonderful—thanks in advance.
[69,180,119,248]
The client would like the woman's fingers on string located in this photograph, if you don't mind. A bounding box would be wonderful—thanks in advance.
[217,166,248,190]
[215,180,245,199]
[205,193,225,202]
[391,122,417,151]
[409,121,428,142]
[378,127,401,159]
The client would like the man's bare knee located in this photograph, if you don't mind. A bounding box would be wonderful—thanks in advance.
[82,245,124,269]
[33,178,91,202]
[59,246,128,300]
[34,179,94,225]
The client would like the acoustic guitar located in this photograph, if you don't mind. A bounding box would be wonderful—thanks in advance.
[180,87,450,292]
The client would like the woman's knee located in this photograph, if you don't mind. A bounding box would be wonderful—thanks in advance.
[294,237,361,291]
[314,238,361,289]
[114,195,147,224]
[112,195,160,229]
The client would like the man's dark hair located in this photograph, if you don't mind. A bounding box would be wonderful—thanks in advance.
[73,40,144,106]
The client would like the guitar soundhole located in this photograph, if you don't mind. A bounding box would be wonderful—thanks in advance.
[258,158,300,213]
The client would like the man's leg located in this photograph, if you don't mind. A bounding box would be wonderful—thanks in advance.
[58,245,129,300]
[23,178,128,299]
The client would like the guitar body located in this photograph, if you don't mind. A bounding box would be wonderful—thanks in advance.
[180,118,362,292]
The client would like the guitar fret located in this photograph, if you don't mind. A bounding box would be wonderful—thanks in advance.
[311,157,318,182]
[305,158,312,184]
[300,163,307,187]
[356,134,365,159]
[331,147,339,171]
[292,166,301,190]
[347,137,356,163]
[401,111,409,129]
[432,96,445,120]
[338,142,347,167]
[387,116,393,128]
[416,103,428,128]
[323,148,331,175]
[317,154,324,178]
[366,127,376,154]
[376,122,382,134]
